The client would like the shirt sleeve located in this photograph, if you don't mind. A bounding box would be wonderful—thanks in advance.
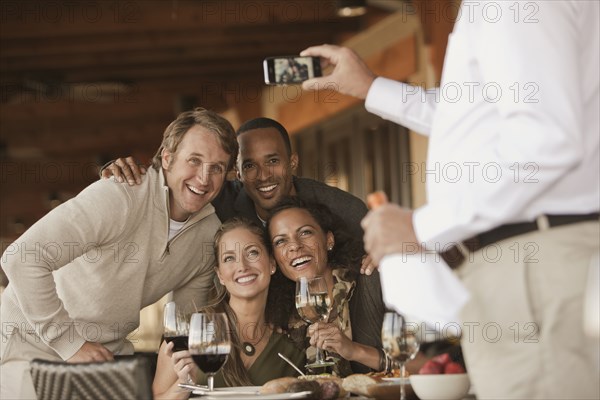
[1,180,131,359]
[365,77,439,137]
[414,2,586,245]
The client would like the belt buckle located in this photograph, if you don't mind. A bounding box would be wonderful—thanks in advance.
[441,245,466,269]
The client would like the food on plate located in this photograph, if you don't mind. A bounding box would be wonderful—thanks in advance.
[300,375,346,399]
[343,373,413,400]
[299,374,342,384]
[260,375,345,399]
[287,380,321,397]
[260,377,299,394]
[342,373,380,396]
[368,368,400,379]
[319,380,341,400]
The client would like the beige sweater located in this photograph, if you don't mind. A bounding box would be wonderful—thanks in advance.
[1,168,220,360]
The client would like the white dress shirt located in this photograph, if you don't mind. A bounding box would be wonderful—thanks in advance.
[366,0,599,248]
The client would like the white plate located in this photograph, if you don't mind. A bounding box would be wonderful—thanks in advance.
[192,387,312,399]
[381,377,408,384]
[192,386,258,396]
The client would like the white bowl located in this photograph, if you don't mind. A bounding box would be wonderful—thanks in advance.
[409,373,470,400]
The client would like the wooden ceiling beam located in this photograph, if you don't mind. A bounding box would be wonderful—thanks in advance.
[1,19,358,58]
[1,39,332,73]
[1,75,262,107]
[2,59,267,83]
[0,94,174,118]
[0,0,342,38]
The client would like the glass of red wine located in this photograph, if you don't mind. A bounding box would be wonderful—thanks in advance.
[188,312,231,391]
[295,276,335,369]
[382,312,420,400]
[163,301,189,352]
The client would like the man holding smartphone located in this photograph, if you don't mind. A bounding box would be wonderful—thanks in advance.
[299,1,599,398]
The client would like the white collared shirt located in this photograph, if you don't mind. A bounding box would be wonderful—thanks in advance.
[365,0,599,248]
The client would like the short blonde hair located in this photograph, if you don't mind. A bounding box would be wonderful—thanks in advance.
[151,108,238,171]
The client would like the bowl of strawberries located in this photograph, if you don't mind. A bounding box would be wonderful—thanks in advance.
[409,353,470,400]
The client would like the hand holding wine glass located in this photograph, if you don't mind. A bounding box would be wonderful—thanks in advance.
[382,312,420,400]
[164,302,195,385]
[163,301,190,352]
[188,312,231,391]
[296,276,335,368]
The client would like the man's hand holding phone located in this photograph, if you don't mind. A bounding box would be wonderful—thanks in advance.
[299,44,376,99]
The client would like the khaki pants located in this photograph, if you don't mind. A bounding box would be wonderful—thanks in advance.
[458,221,600,399]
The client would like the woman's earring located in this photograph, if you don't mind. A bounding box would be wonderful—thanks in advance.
[328,245,333,251]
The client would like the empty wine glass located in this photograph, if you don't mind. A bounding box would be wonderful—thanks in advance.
[188,312,231,391]
[295,276,334,368]
[382,312,420,400]
[163,301,190,352]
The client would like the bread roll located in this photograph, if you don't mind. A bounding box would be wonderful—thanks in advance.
[259,377,299,394]
[343,374,413,400]
[342,374,379,396]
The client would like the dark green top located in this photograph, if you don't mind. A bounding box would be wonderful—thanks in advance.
[196,331,305,387]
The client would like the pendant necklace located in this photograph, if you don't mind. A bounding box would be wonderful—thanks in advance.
[242,326,269,357]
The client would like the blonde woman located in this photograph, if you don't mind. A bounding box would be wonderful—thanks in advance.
[153,218,304,399]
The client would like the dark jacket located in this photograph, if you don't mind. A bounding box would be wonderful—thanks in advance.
[212,176,368,247]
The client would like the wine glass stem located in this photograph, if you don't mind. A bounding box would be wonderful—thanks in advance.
[315,347,324,364]
[400,363,407,400]
[315,314,329,364]
[207,374,214,392]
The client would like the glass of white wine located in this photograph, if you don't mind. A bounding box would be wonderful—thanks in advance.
[295,276,335,369]
[382,312,420,400]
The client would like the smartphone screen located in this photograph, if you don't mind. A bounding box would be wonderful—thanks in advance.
[263,56,322,85]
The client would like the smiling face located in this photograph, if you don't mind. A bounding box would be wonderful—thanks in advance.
[162,125,230,221]
[268,207,334,282]
[237,127,298,220]
[216,227,275,300]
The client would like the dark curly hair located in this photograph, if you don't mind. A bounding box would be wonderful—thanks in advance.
[264,197,363,329]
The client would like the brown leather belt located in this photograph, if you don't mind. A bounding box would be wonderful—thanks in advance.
[440,212,600,269]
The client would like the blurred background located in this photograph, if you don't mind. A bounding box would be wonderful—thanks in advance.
[0,0,458,340]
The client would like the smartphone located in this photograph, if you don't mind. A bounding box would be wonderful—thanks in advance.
[263,56,322,85]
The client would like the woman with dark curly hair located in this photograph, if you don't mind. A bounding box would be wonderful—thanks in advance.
[266,197,388,376]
